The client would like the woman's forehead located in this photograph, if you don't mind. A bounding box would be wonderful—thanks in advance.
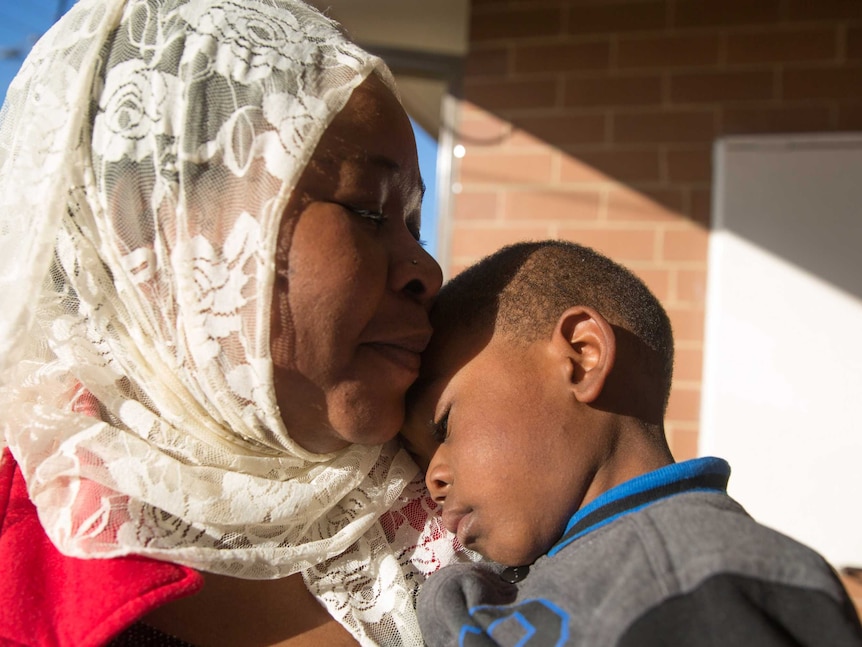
[306,75,422,188]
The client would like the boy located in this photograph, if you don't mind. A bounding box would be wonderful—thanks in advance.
[404,240,862,646]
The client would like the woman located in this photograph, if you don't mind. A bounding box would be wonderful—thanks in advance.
[0,0,461,644]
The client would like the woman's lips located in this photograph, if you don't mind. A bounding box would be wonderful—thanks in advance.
[363,331,431,374]
[365,342,422,373]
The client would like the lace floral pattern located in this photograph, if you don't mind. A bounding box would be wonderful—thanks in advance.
[0,0,468,644]
[180,212,261,365]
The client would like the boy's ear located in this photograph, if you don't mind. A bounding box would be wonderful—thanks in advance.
[551,306,616,403]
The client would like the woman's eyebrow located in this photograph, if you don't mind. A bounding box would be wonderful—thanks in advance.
[341,152,401,173]
[367,153,400,171]
[344,154,426,196]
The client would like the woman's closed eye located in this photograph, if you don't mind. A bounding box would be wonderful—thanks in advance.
[333,198,427,246]
[337,202,387,227]
[350,203,428,246]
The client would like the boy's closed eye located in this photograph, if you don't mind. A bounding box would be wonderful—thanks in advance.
[400,411,442,471]
[431,412,449,444]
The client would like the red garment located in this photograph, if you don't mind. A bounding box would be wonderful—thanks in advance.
[0,449,203,647]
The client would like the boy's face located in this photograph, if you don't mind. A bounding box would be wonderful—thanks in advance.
[404,329,596,567]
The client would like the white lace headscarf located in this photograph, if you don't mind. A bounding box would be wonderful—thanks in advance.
[0,0,462,643]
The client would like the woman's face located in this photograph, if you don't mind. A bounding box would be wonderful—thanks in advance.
[271,74,443,454]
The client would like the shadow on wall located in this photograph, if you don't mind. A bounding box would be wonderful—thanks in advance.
[715,135,862,304]
[454,0,862,300]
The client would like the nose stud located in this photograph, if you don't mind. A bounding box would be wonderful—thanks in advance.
[411,259,418,265]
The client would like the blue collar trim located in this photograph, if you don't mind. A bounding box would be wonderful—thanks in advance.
[547,457,730,557]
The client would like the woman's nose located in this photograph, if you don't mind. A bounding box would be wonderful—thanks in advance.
[396,245,443,305]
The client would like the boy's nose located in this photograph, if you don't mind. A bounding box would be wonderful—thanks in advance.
[424,454,451,504]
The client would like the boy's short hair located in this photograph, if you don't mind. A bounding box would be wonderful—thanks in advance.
[432,240,674,409]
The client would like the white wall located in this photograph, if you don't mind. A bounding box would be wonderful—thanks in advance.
[701,134,862,569]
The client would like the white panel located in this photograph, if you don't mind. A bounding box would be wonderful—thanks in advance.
[701,134,862,568]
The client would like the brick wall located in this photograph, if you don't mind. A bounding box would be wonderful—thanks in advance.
[448,0,862,461]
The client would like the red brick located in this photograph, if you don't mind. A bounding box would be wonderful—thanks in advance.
[514,41,611,74]
[784,0,862,22]
[663,228,708,262]
[676,269,708,304]
[606,188,682,223]
[618,34,720,69]
[447,261,469,277]
[507,128,552,149]
[690,188,712,228]
[848,27,862,61]
[678,189,703,223]
[505,189,603,222]
[672,346,705,381]
[721,104,833,135]
[565,1,668,35]
[558,154,616,183]
[562,148,662,183]
[465,47,510,77]
[457,112,511,144]
[837,103,862,130]
[470,7,563,42]
[453,192,499,221]
[668,427,700,461]
[783,66,862,100]
[666,385,702,422]
[511,113,607,146]
[460,101,494,121]
[459,151,554,185]
[665,306,705,343]
[673,0,780,28]
[564,74,662,107]
[726,28,838,65]
[666,147,712,183]
[671,70,775,104]
[464,78,558,111]
[450,225,552,259]
[614,110,716,144]
[634,268,672,302]
[640,188,688,214]
[556,227,659,263]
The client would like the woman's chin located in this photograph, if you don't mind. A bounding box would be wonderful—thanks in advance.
[292,409,404,454]
[339,417,404,448]
[325,388,406,447]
